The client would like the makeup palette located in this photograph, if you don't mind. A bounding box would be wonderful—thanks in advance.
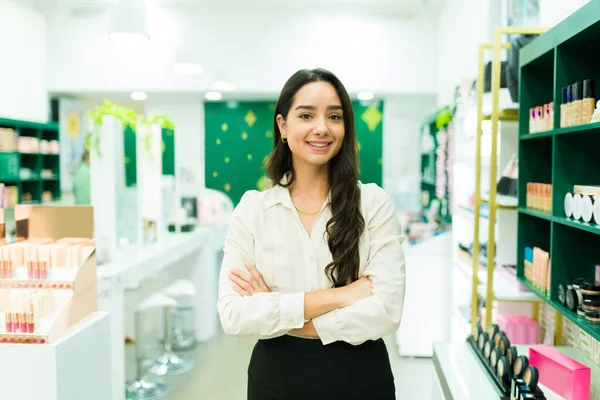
[523,366,539,391]
[514,355,529,378]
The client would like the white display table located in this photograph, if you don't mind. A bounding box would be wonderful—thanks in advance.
[432,342,565,400]
[0,312,111,400]
[97,223,228,400]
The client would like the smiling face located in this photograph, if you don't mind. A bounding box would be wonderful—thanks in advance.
[276,81,345,168]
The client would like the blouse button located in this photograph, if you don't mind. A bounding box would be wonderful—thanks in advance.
[309,256,314,262]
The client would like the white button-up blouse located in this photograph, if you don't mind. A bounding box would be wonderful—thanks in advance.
[217,181,406,346]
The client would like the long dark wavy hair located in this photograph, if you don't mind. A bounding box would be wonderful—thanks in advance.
[264,68,365,288]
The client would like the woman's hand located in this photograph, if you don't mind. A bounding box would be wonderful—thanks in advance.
[228,261,271,296]
[338,276,372,308]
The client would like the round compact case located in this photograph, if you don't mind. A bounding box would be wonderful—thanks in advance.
[475,323,483,342]
[558,284,567,306]
[523,366,539,390]
[566,286,579,312]
[581,195,595,223]
[580,280,600,297]
[484,339,495,361]
[494,331,505,347]
[478,331,489,352]
[490,347,502,369]
[488,324,500,338]
[498,336,511,356]
[572,193,583,220]
[513,355,529,378]
[496,356,511,387]
[564,192,573,218]
[507,346,518,369]
[585,310,600,324]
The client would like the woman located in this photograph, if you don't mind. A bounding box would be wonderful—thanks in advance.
[217,68,406,400]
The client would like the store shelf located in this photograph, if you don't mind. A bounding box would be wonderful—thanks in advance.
[519,122,600,140]
[480,193,518,209]
[517,207,553,222]
[482,109,518,122]
[517,277,600,342]
[554,217,600,236]
[520,130,555,140]
[477,278,540,302]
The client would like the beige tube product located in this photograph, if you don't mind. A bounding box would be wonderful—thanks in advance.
[561,87,568,128]
[582,79,595,124]
[564,192,574,218]
[572,193,583,220]
[594,196,600,225]
[581,195,595,223]
[574,185,600,196]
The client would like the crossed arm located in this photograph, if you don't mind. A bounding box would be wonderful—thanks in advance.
[217,190,406,345]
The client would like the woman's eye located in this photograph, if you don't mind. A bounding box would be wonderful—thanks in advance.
[330,114,342,121]
[299,114,312,120]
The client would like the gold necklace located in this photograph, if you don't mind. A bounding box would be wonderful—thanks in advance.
[293,203,321,216]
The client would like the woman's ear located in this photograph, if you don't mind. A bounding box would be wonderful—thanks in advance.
[276,114,286,140]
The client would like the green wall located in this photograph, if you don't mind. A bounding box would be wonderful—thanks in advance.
[205,100,383,205]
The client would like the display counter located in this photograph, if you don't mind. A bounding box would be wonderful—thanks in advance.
[97,221,228,400]
[432,342,575,400]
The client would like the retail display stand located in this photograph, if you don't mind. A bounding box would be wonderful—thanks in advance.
[517,0,600,344]
[0,205,97,344]
[0,118,61,204]
[89,115,139,263]
[470,27,548,335]
[0,312,111,400]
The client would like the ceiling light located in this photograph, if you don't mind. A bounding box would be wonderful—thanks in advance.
[109,5,150,47]
[213,81,235,92]
[131,92,148,101]
[357,92,374,101]
[174,62,204,75]
[205,92,223,101]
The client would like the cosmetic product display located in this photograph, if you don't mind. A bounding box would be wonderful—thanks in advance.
[529,344,591,400]
[0,128,18,152]
[523,247,550,296]
[564,185,600,224]
[528,103,554,133]
[498,314,538,345]
[562,80,596,127]
[0,185,18,209]
[18,136,40,154]
[526,183,551,213]
[0,205,97,345]
[581,79,595,124]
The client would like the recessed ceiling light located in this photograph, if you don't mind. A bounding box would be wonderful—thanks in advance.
[213,81,235,92]
[357,92,374,101]
[131,92,148,101]
[108,5,150,47]
[174,62,204,75]
[205,92,223,101]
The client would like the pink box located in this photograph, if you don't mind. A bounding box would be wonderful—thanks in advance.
[497,315,538,344]
[529,345,591,400]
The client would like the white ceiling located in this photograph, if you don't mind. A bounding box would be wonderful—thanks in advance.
[32,0,440,18]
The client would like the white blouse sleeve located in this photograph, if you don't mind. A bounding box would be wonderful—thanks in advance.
[312,188,406,346]
[216,191,306,338]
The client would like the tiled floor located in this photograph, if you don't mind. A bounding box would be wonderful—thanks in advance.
[127,331,433,399]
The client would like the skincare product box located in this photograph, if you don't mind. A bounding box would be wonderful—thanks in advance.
[529,345,591,400]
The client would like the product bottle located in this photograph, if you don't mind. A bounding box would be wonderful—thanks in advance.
[581,79,595,124]
[549,102,554,130]
[561,87,568,128]
[536,106,543,132]
[529,108,535,133]
[572,82,583,126]
[567,85,573,127]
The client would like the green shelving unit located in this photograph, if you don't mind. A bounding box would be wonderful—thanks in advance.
[0,118,61,204]
[516,0,600,342]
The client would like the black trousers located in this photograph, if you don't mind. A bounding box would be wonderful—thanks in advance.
[247,335,396,400]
